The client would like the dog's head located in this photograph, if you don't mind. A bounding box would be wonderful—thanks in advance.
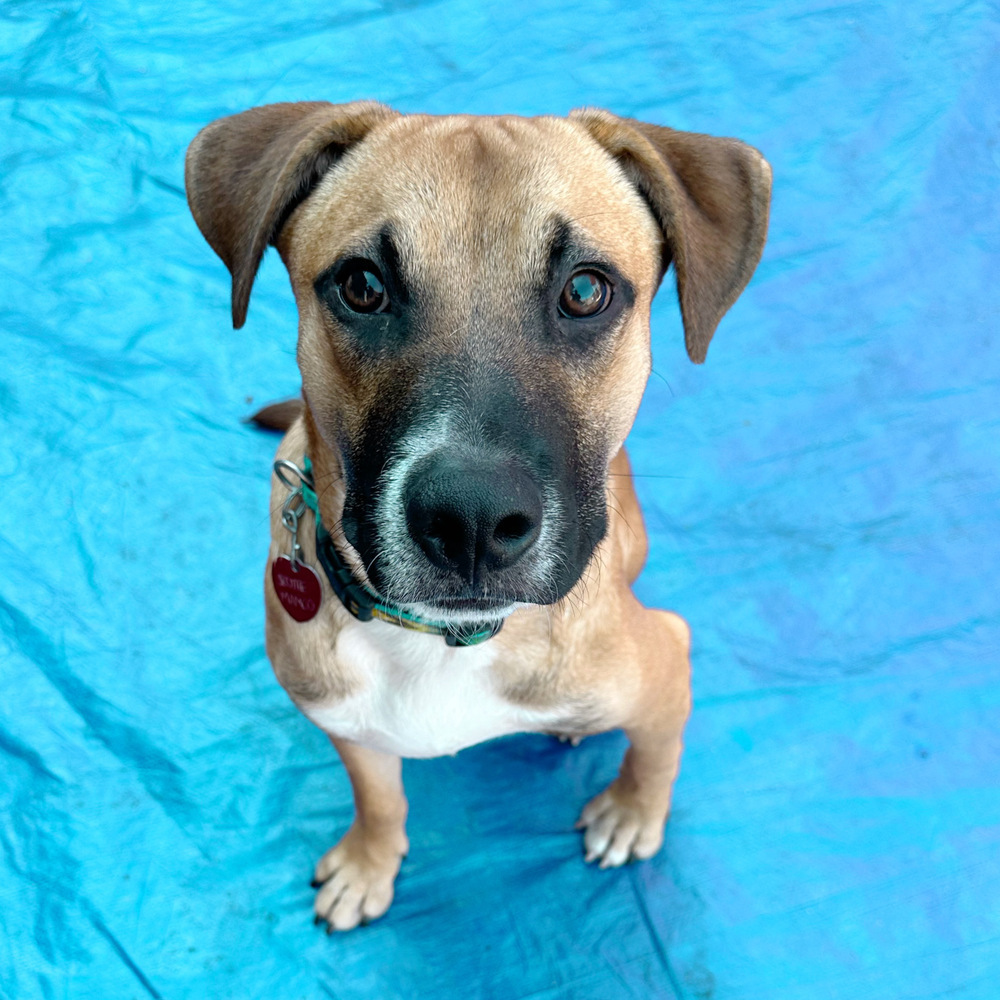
[186,103,770,622]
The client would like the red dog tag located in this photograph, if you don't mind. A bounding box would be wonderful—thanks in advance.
[271,557,323,622]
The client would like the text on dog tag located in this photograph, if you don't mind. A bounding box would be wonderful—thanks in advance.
[271,556,322,622]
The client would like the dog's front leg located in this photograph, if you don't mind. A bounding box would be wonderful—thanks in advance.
[576,609,692,868]
[312,738,409,931]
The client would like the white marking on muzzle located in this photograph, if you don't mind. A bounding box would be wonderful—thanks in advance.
[372,411,454,592]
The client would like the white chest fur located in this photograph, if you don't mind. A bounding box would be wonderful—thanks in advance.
[301,620,561,758]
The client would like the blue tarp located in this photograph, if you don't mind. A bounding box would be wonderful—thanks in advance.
[2,1,999,997]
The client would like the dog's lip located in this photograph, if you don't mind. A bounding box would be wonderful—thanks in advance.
[424,596,514,613]
[404,596,518,624]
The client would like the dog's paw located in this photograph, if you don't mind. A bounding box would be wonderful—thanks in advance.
[575,786,666,868]
[311,823,407,932]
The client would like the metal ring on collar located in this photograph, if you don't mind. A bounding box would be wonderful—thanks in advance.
[273,459,313,491]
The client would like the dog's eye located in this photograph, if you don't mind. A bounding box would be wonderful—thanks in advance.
[339,262,388,314]
[558,270,611,318]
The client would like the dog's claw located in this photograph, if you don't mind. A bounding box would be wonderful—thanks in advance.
[312,824,404,932]
[577,786,666,868]
[553,733,583,747]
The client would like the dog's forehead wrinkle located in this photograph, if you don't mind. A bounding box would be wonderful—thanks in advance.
[296,116,662,307]
[360,119,581,230]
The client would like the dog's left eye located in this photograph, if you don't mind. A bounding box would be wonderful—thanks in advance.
[338,262,389,314]
[558,270,611,318]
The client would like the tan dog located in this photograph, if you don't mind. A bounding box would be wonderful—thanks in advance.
[185,102,770,931]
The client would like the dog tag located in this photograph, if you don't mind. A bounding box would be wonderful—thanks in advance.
[271,557,323,622]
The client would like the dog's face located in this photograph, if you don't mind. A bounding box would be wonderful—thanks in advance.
[186,104,770,621]
[284,116,660,618]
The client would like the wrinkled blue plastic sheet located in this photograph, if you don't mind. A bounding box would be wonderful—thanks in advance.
[2,1,999,997]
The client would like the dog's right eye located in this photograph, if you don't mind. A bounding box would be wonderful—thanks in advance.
[558,269,611,318]
[338,262,389,314]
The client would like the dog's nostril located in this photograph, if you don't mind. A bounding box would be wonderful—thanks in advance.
[426,512,466,561]
[494,514,533,545]
[427,513,450,540]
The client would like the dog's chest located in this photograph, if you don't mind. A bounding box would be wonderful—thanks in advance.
[302,621,561,758]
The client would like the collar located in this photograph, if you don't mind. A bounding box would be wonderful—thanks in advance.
[298,456,504,648]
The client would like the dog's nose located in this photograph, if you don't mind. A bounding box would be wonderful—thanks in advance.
[405,454,543,583]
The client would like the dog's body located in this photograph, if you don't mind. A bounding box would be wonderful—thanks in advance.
[268,417,681,758]
[186,104,770,931]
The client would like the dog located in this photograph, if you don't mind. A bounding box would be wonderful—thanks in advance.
[185,102,771,931]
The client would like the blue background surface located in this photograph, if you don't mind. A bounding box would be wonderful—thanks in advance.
[2,1,999,997]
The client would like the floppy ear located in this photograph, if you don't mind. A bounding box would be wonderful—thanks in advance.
[185,101,398,328]
[570,108,771,363]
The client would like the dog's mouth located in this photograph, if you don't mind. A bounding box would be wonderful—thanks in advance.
[403,595,518,626]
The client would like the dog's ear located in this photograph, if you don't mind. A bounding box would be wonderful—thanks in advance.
[570,109,771,363]
[185,101,397,328]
